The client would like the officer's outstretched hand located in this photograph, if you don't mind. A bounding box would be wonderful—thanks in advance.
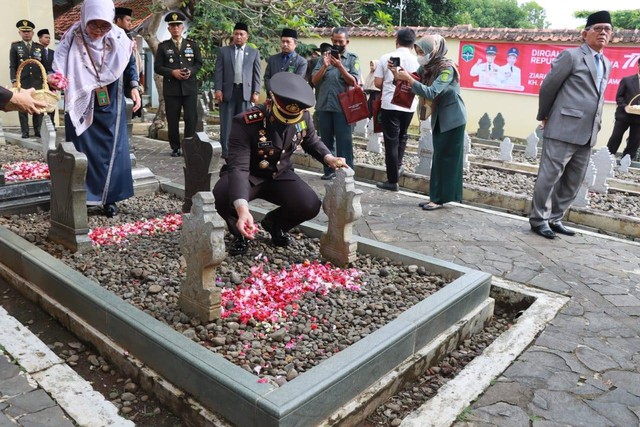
[325,155,348,170]
[236,205,257,239]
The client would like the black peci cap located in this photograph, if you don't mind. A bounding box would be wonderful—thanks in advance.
[270,73,315,124]
[234,22,249,33]
[281,28,297,39]
[165,11,186,24]
[16,20,35,31]
[37,29,50,38]
[115,7,133,17]
[586,10,612,28]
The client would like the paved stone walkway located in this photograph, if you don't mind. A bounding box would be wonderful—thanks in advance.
[132,135,640,426]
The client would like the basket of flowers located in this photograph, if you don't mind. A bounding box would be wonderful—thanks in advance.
[9,59,60,114]
[625,93,640,115]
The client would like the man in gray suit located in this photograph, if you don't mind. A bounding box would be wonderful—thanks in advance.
[530,10,612,239]
[214,22,262,158]
[263,28,307,94]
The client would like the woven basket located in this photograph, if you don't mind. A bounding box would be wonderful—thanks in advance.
[625,93,640,115]
[11,58,60,113]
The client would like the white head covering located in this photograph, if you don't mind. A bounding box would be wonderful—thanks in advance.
[53,0,132,135]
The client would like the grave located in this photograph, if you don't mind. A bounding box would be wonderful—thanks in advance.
[525,131,539,159]
[490,113,505,140]
[476,113,491,139]
[590,147,615,194]
[499,137,513,162]
[574,160,596,208]
[182,132,221,213]
[415,120,433,176]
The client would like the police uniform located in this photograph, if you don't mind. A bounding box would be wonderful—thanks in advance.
[9,20,45,138]
[153,12,203,155]
[213,73,333,255]
[470,45,500,87]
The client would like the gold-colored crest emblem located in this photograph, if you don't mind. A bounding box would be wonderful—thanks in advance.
[172,13,178,21]
[285,104,300,114]
[259,160,269,169]
[22,21,28,26]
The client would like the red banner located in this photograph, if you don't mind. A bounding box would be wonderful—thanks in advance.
[458,41,640,103]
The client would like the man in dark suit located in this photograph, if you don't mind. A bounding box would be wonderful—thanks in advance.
[10,19,45,138]
[37,28,55,126]
[263,28,307,94]
[214,22,262,159]
[212,73,345,255]
[606,59,640,160]
[529,11,612,239]
[154,11,203,157]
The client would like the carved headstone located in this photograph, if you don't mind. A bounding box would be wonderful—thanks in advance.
[491,113,505,140]
[179,192,225,322]
[320,167,362,267]
[416,119,433,176]
[500,137,514,162]
[618,154,631,174]
[182,132,221,212]
[366,131,382,154]
[574,160,596,208]
[196,97,208,133]
[476,113,491,139]
[40,115,57,158]
[47,142,92,252]
[353,118,368,138]
[525,131,539,159]
[589,147,615,194]
[463,132,471,171]
[535,125,544,140]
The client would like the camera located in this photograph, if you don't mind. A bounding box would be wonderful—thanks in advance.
[389,57,400,67]
[330,48,340,59]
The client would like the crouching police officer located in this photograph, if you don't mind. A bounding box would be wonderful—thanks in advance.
[213,72,346,255]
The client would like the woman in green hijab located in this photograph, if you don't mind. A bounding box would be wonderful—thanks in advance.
[391,35,466,211]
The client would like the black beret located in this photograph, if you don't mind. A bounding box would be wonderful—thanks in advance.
[281,28,297,39]
[115,7,133,17]
[165,12,186,24]
[16,20,35,31]
[586,10,612,28]
[37,29,50,37]
[270,73,315,124]
[234,22,249,33]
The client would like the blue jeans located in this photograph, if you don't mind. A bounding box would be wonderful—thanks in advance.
[316,110,354,175]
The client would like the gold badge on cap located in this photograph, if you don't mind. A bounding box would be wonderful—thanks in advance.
[285,104,300,114]
[172,13,178,21]
[259,160,269,169]
[22,20,28,26]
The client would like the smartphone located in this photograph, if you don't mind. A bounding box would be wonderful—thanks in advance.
[330,48,340,59]
[390,57,400,67]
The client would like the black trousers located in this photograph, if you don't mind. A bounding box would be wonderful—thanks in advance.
[606,117,640,159]
[213,174,321,237]
[381,108,414,184]
[165,94,197,150]
[19,112,43,137]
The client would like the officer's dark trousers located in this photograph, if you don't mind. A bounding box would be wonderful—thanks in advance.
[165,94,197,151]
[381,108,413,184]
[606,117,640,160]
[19,112,43,137]
[213,174,321,237]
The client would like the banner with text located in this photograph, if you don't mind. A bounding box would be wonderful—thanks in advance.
[458,41,640,103]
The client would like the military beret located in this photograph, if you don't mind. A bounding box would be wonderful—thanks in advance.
[37,29,50,38]
[586,10,611,28]
[234,22,249,33]
[16,20,35,31]
[115,7,133,17]
[281,28,297,39]
[270,73,315,124]
[165,11,186,24]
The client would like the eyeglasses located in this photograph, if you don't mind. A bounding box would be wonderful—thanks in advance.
[87,21,112,32]
[590,25,613,33]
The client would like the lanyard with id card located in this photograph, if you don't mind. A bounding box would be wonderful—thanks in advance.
[81,36,110,107]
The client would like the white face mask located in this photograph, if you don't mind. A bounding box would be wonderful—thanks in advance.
[418,54,431,66]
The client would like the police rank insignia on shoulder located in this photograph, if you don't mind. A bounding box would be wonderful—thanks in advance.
[244,110,264,124]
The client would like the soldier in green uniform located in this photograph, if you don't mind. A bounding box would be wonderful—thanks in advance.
[212,73,346,255]
[9,19,45,138]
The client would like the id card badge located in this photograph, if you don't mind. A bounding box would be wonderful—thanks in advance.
[96,86,110,106]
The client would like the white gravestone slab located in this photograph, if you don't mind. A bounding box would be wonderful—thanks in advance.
[463,132,471,171]
[525,131,539,159]
[574,160,596,207]
[590,147,615,194]
[618,154,631,174]
[41,115,56,158]
[500,137,513,162]
[366,131,382,153]
[354,118,369,138]
[416,119,433,176]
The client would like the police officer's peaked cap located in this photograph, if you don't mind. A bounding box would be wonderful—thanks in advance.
[115,7,133,17]
[165,11,186,24]
[16,20,35,31]
[507,47,519,57]
[271,72,315,123]
[37,29,50,38]
[486,45,497,55]
[586,10,611,28]
[281,28,297,39]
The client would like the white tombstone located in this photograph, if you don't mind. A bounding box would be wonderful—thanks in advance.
[590,147,615,194]
[618,154,631,174]
[0,116,5,145]
[40,115,56,157]
[415,119,433,176]
[366,131,382,153]
[463,132,471,171]
[525,131,539,159]
[574,160,596,207]
[354,118,369,138]
[500,137,513,162]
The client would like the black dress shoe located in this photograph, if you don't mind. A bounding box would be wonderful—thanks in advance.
[21,133,29,139]
[531,223,556,239]
[320,172,336,180]
[549,221,575,236]
[171,149,179,157]
[261,215,291,247]
[35,133,41,138]
[103,203,119,218]
[229,236,250,256]
[376,181,399,192]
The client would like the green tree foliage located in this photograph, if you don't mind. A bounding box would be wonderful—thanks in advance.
[574,10,640,30]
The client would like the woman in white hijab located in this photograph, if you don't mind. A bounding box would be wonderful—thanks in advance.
[52,0,142,217]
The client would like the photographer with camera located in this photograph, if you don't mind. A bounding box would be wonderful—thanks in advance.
[311,27,360,180]
[373,28,419,191]
[154,12,202,157]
